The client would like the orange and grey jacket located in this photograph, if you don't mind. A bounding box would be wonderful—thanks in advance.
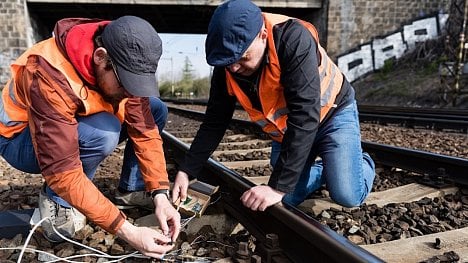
[225,13,343,142]
[0,18,169,234]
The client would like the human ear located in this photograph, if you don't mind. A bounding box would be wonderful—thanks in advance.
[259,25,268,41]
[93,47,108,66]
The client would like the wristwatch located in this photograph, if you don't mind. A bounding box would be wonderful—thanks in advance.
[149,189,170,200]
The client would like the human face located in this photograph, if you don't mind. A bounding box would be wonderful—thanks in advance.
[95,56,130,105]
[227,29,267,76]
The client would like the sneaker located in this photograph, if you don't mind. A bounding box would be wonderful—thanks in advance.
[114,190,154,210]
[38,186,75,242]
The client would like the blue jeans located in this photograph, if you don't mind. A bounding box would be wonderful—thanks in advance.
[0,97,167,207]
[271,101,375,207]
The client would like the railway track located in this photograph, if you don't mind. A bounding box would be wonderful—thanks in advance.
[357,105,468,132]
[163,98,468,132]
[163,131,382,262]
[164,106,468,263]
[0,102,466,262]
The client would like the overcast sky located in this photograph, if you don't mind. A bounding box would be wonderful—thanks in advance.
[157,33,212,82]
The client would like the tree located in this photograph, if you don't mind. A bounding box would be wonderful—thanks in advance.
[181,56,195,82]
[178,56,195,97]
[158,56,211,98]
[192,77,210,98]
[158,80,173,97]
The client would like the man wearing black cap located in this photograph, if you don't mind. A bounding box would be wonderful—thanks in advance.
[173,0,375,211]
[0,16,179,257]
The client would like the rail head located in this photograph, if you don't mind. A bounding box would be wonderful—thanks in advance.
[162,130,384,262]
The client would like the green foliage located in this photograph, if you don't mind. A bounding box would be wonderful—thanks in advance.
[158,80,174,97]
[181,56,195,82]
[421,56,448,76]
[422,60,439,75]
[381,58,394,73]
[192,77,210,98]
[376,59,394,80]
[158,56,211,98]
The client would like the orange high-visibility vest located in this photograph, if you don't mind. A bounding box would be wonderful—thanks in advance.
[225,13,343,142]
[0,38,126,138]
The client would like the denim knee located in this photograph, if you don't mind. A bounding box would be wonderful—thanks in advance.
[362,152,375,170]
[331,153,375,208]
[96,129,120,156]
[77,112,120,157]
[331,192,364,208]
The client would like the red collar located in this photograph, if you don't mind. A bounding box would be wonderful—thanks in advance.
[64,21,110,86]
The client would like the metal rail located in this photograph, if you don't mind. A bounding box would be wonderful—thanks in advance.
[168,106,468,188]
[166,106,468,262]
[358,105,468,132]
[362,142,468,187]
[164,99,468,132]
[358,105,468,119]
[162,130,384,262]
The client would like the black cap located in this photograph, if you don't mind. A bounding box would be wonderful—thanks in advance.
[205,0,263,67]
[102,16,161,97]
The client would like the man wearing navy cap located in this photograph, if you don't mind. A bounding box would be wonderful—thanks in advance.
[0,16,179,257]
[173,0,376,211]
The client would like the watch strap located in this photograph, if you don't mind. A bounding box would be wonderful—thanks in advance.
[149,189,170,200]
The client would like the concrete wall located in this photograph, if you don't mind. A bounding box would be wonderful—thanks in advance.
[326,0,452,58]
[0,0,34,84]
[28,0,321,8]
[26,0,322,8]
[0,0,455,86]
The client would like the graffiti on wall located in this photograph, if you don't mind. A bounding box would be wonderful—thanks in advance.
[337,13,449,83]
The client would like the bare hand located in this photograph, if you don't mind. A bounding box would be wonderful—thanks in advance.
[116,220,173,258]
[153,195,181,243]
[240,185,285,211]
[172,171,189,203]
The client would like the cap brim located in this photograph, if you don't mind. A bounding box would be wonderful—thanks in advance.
[206,53,235,67]
[116,65,160,97]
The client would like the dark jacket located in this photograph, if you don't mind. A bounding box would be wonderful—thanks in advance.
[180,18,354,193]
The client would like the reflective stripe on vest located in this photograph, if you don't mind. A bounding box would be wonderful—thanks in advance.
[0,38,126,138]
[225,13,343,142]
[0,80,24,127]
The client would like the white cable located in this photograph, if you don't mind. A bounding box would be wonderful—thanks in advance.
[8,246,146,263]
[17,216,50,263]
[47,251,147,263]
[208,195,222,206]
[8,215,149,263]
[46,219,109,257]
[1,246,148,263]
[190,234,204,245]
[181,214,196,228]
[1,246,84,263]
[9,210,202,262]
[42,222,149,263]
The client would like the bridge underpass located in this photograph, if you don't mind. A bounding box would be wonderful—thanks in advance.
[26,0,324,37]
[0,0,325,83]
[2,0,448,85]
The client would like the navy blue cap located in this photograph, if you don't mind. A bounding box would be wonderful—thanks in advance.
[102,16,161,97]
[205,0,263,67]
